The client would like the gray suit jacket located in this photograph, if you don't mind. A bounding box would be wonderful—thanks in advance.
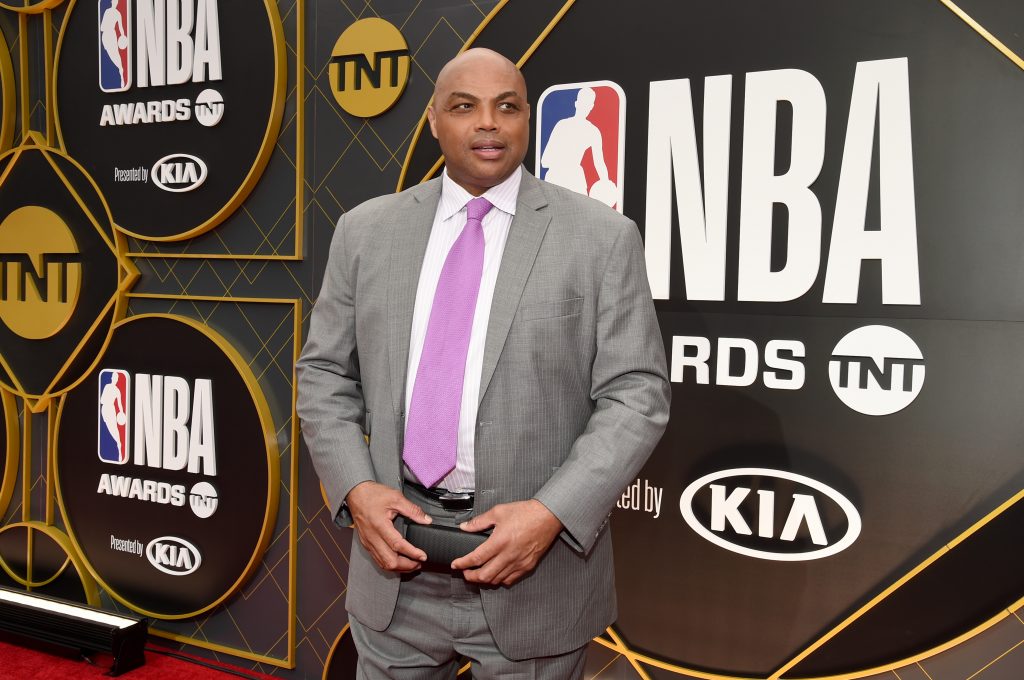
[296,170,670,659]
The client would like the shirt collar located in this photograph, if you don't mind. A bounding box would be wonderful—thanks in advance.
[438,166,522,221]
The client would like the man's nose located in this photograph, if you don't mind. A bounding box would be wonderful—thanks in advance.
[475,106,498,130]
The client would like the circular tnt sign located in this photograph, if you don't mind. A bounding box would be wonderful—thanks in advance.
[329,18,410,118]
[0,206,82,339]
[55,314,279,618]
[53,0,286,241]
[0,143,128,404]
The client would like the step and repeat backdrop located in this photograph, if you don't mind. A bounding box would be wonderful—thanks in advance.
[0,1,1022,678]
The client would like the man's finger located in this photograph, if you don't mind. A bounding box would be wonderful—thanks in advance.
[373,521,427,562]
[490,552,530,585]
[462,557,504,584]
[492,560,526,585]
[354,515,426,571]
[391,535,427,563]
[459,509,498,533]
[364,532,423,572]
[501,570,525,587]
[376,551,423,573]
[451,534,501,570]
[393,496,433,525]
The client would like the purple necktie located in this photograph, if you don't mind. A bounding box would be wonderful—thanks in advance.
[404,196,494,488]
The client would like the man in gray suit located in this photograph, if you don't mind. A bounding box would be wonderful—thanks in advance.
[297,48,670,679]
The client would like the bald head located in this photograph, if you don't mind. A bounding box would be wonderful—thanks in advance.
[427,48,530,196]
[434,48,526,102]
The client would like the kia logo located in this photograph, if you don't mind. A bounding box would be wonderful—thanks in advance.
[145,536,202,575]
[679,468,862,561]
[150,153,208,193]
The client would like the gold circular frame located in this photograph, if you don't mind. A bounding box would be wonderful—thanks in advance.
[0,389,18,518]
[51,0,288,242]
[0,0,64,15]
[53,313,281,620]
[0,21,15,152]
[0,521,100,606]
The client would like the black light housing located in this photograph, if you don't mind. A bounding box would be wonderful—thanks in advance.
[0,586,147,676]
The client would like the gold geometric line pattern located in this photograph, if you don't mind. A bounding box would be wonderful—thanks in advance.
[561,3,1024,679]
[599,628,653,679]
[0,346,26,396]
[10,1,1023,677]
[731,18,1024,671]
[17,13,28,140]
[395,0,511,191]
[399,0,577,188]
[939,0,1024,71]
[966,635,1024,680]
[124,0,304,260]
[44,400,55,525]
[19,402,28,522]
[767,487,1024,680]
[120,294,301,669]
[42,8,52,145]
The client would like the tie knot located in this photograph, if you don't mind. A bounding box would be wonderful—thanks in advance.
[465,197,493,223]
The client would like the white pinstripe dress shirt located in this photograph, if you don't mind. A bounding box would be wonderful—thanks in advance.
[404,167,522,492]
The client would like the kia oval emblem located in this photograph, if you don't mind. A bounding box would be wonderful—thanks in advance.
[679,467,862,562]
[145,535,203,575]
[150,153,208,193]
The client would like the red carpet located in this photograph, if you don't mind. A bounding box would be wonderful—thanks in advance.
[0,635,279,679]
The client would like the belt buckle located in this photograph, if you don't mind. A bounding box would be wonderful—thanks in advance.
[437,491,473,511]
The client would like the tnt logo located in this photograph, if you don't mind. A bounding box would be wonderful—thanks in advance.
[98,0,131,92]
[188,481,218,518]
[329,18,410,118]
[194,88,224,127]
[829,325,926,416]
[98,369,131,464]
[536,80,626,212]
[0,206,83,340]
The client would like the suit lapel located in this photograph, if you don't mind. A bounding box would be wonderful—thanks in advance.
[478,173,551,405]
[389,179,442,416]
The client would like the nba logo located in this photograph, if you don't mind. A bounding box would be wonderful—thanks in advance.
[98,0,131,93]
[536,80,626,212]
[98,369,130,464]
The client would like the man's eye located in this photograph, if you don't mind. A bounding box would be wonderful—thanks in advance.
[498,102,518,112]
[452,103,473,111]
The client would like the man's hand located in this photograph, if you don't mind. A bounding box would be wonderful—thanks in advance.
[451,500,563,586]
[346,481,432,573]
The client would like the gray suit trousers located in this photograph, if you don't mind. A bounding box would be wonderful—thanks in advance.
[349,485,587,680]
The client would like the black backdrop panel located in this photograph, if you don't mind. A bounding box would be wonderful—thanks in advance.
[2,0,1024,676]
[421,0,1024,675]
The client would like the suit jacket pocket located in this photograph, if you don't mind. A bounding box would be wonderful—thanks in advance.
[520,296,583,321]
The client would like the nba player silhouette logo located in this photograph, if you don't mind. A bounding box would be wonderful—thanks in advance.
[98,369,131,464]
[98,0,131,92]
[536,80,625,212]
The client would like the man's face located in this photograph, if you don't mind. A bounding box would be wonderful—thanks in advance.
[427,56,530,196]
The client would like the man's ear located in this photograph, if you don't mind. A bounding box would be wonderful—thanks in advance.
[427,105,438,139]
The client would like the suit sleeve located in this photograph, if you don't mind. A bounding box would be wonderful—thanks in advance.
[296,212,377,526]
[533,220,671,554]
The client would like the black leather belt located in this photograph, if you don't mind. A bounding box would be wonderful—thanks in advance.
[405,481,475,511]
